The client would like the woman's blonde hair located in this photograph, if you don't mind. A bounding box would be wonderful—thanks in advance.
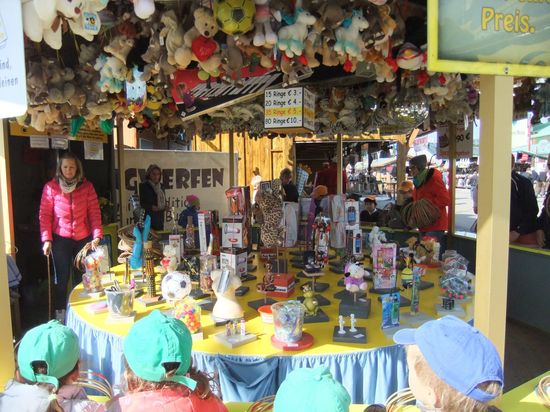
[56,152,84,183]
[124,359,214,400]
[145,164,161,181]
[407,346,502,412]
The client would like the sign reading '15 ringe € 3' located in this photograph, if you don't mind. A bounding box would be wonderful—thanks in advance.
[428,0,550,77]
[0,0,27,119]
[264,87,315,134]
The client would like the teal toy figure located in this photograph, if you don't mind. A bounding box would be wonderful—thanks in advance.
[130,214,151,270]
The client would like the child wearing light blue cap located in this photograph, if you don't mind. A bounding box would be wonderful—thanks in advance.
[393,315,504,412]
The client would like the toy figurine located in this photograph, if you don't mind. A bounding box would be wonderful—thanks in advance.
[338,315,345,335]
[313,214,331,266]
[302,285,319,317]
[256,261,276,293]
[161,244,178,273]
[344,262,368,293]
[350,314,357,332]
[368,226,387,248]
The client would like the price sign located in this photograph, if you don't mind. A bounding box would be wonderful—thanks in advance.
[264,87,315,133]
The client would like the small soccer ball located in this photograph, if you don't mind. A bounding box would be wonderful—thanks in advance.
[213,0,255,35]
[161,271,192,302]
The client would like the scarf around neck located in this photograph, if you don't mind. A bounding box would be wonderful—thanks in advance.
[413,168,429,188]
[59,176,79,194]
[148,180,166,210]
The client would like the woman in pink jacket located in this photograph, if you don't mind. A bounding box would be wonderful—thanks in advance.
[39,152,103,317]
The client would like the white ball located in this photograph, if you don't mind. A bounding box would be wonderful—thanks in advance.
[161,271,192,302]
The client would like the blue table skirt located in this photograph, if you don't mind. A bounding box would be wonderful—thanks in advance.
[67,307,409,404]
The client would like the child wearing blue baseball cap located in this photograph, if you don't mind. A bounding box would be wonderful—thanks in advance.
[0,320,99,412]
[99,310,226,412]
[393,316,504,412]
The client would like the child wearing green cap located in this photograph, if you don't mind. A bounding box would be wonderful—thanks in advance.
[98,310,226,412]
[0,320,99,412]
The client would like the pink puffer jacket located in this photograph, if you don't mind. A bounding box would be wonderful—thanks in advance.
[39,178,103,242]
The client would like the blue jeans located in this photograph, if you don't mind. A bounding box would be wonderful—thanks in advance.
[51,234,91,310]
[420,231,447,259]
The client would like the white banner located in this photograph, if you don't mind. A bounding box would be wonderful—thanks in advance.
[120,150,235,227]
[0,0,27,118]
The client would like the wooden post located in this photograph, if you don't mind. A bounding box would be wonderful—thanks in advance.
[336,133,343,194]
[116,118,126,225]
[396,140,408,184]
[0,121,14,386]
[448,123,457,234]
[474,75,513,360]
[0,120,14,256]
[229,130,235,187]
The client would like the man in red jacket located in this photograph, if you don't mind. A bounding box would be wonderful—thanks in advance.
[409,155,451,254]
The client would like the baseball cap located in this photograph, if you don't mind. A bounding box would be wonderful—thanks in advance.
[18,320,80,389]
[274,366,351,412]
[409,155,427,171]
[393,316,503,403]
[124,310,197,390]
[365,195,377,205]
[311,185,328,199]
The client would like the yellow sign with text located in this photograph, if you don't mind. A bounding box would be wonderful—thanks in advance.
[9,122,108,143]
[428,0,550,77]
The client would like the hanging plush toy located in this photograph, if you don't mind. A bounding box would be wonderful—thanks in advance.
[213,0,255,36]
[334,10,370,59]
[396,42,425,71]
[253,0,277,46]
[133,0,155,20]
[277,8,317,58]
[184,8,222,81]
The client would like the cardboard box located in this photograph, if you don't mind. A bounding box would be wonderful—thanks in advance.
[267,273,295,298]
[220,247,248,278]
[259,248,277,262]
[345,200,360,230]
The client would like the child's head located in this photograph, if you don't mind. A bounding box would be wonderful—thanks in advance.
[274,366,351,412]
[364,196,377,212]
[394,316,503,411]
[123,310,205,394]
[17,320,80,390]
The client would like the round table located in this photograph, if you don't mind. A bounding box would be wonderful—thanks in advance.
[66,252,473,404]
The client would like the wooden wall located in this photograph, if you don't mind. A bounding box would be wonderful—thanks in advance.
[193,133,294,187]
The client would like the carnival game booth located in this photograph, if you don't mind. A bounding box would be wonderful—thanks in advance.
[0,0,549,407]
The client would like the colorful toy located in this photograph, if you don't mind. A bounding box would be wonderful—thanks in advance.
[174,298,202,334]
[381,292,400,329]
[301,285,319,316]
[334,11,370,59]
[313,214,331,266]
[344,262,368,293]
[253,0,277,47]
[277,8,317,58]
[161,244,178,273]
[160,271,192,303]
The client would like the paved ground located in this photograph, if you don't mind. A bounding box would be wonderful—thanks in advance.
[455,187,477,233]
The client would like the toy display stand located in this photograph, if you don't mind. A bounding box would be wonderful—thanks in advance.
[381,325,408,340]
[333,289,366,300]
[241,273,258,282]
[419,280,435,290]
[332,326,367,344]
[339,294,371,319]
[297,271,329,293]
[435,303,466,318]
[189,286,209,300]
[213,331,257,348]
[271,332,314,351]
[247,264,257,272]
[197,296,216,312]
[400,312,434,328]
[302,308,329,323]
[235,285,250,296]
[369,286,401,295]
[248,296,278,311]
[137,294,165,307]
[296,294,331,306]
[329,261,346,274]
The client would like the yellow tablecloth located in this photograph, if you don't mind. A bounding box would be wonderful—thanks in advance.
[500,372,549,411]
[68,254,473,357]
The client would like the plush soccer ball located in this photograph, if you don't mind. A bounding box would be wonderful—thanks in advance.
[161,271,192,302]
[213,0,255,35]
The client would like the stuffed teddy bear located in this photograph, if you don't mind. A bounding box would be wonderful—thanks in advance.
[94,54,129,94]
[222,36,245,86]
[253,0,277,47]
[277,8,316,58]
[161,244,178,273]
[160,10,186,68]
[235,34,274,70]
[334,11,370,59]
[104,35,135,64]
[183,7,222,80]
[344,262,368,293]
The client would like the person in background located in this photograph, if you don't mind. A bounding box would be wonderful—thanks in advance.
[0,320,100,412]
[40,152,103,319]
[250,167,262,204]
[280,168,299,202]
[393,316,503,412]
[360,196,380,224]
[510,155,539,245]
[536,154,550,248]
[409,155,450,250]
[316,157,347,195]
[273,366,351,412]
[139,164,166,231]
[99,310,227,412]
[311,185,328,217]
[535,166,547,198]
